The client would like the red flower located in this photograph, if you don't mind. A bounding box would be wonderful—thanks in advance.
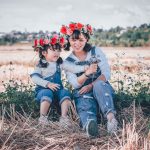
[69,23,76,31]
[39,38,44,46]
[34,39,38,47]
[60,37,64,45]
[50,37,57,45]
[87,25,92,33]
[60,26,67,34]
[76,23,84,30]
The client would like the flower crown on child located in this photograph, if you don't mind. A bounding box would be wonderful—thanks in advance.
[60,22,93,37]
[33,33,67,51]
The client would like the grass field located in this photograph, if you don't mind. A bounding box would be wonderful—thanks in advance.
[0,44,150,150]
[0,44,149,92]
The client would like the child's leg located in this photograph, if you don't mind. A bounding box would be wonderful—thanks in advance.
[57,89,72,127]
[36,89,54,125]
[61,99,71,117]
[38,100,51,125]
[56,88,72,117]
[40,100,51,116]
[36,89,53,116]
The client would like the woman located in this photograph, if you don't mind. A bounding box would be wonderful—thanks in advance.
[60,22,118,137]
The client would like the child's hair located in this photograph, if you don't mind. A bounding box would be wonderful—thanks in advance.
[33,33,66,68]
[64,30,92,52]
[37,43,63,68]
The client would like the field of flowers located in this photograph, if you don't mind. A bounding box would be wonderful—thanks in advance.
[0,44,150,149]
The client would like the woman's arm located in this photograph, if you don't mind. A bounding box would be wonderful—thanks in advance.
[89,47,111,85]
[96,47,111,81]
[77,63,97,85]
[66,63,97,89]
[66,71,83,89]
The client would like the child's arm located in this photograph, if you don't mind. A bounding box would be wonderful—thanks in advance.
[61,61,89,73]
[30,67,49,88]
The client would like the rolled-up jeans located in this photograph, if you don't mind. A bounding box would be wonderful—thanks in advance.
[73,80,116,128]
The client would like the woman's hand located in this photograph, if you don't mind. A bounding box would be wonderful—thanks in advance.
[84,65,89,71]
[47,82,60,91]
[79,84,93,94]
[85,64,98,76]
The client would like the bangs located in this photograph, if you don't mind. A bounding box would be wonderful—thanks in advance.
[71,30,81,40]
[71,30,89,40]
[51,43,62,51]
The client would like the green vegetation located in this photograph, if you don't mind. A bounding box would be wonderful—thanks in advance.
[0,73,149,118]
[0,23,150,46]
[90,23,150,47]
[0,80,39,118]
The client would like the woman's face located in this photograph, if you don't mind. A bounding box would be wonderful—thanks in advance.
[69,33,87,53]
[42,47,60,62]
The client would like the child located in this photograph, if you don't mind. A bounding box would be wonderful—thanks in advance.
[30,34,87,126]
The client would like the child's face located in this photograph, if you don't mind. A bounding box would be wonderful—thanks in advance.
[43,47,61,62]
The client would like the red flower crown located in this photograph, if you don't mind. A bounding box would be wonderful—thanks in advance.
[33,33,67,50]
[60,22,93,36]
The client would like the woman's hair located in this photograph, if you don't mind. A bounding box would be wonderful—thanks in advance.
[37,43,63,68]
[64,30,92,52]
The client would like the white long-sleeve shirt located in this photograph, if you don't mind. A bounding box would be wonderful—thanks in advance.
[66,47,111,89]
[30,61,85,88]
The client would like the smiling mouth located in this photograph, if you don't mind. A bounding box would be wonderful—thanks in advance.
[74,46,82,49]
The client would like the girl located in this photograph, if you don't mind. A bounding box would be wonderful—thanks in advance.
[30,34,91,126]
[60,22,118,137]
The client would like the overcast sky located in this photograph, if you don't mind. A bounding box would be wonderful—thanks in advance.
[0,0,150,33]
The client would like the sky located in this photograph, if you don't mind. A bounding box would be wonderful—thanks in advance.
[0,0,150,33]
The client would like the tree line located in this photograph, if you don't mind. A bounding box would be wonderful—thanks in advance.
[0,23,150,47]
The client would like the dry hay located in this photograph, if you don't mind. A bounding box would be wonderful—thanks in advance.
[0,104,150,150]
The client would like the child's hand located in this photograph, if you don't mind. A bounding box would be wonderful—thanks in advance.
[47,82,60,91]
[85,64,98,76]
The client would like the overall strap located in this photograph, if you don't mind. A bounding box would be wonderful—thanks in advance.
[66,57,76,63]
[56,63,61,73]
[75,61,90,65]
[91,46,96,57]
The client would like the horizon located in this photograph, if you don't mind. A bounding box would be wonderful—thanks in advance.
[0,0,150,33]
[0,23,150,34]
[0,22,150,34]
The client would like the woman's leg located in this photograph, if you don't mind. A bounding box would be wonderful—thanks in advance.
[74,90,98,137]
[75,97,97,128]
[74,91,99,137]
[92,80,118,133]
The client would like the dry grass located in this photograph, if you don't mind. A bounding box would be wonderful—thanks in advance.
[0,103,149,150]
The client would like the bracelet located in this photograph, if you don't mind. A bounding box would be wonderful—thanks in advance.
[84,73,90,78]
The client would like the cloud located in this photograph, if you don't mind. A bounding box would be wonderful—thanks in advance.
[0,0,150,32]
[57,4,73,11]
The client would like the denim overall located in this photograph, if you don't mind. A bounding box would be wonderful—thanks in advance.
[66,47,116,128]
[35,63,71,105]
